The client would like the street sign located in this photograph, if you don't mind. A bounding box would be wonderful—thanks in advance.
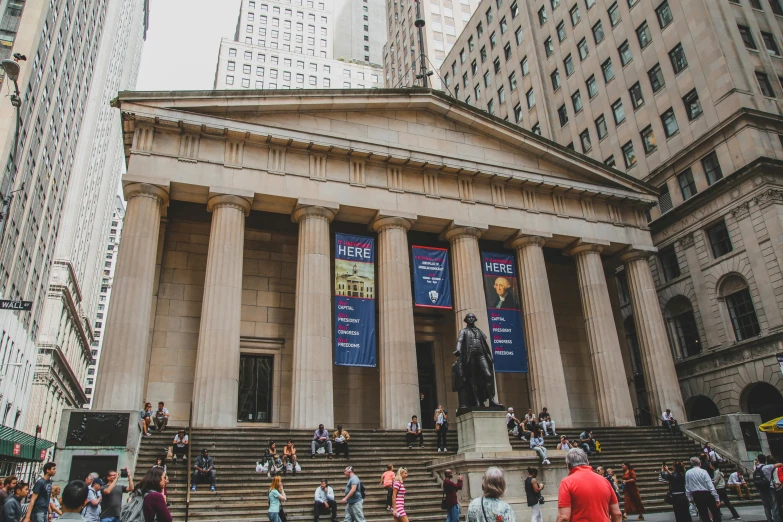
[0,300,32,311]
[12,443,20,455]
[40,449,46,460]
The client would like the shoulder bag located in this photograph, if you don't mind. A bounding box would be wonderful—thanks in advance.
[440,486,448,510]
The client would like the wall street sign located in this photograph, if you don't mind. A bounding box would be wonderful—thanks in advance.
[0,300,32,311]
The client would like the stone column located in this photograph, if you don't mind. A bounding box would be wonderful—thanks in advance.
[191,194,252,428]
[290,200,338,429]
[511,235,573,427]
[372,212,420,429]
[93,183,168,410]
[569,242,636,426]
[621,249,686,422]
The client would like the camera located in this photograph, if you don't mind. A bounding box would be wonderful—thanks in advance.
[120,469,128,478]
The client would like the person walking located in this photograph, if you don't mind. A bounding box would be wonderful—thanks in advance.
[557,448,622,522]
[137,467,172,522]
[529,428,550,465]
[525,468,544,522]
[685,456,721,522]
[268,476,287,522]
[100,468,134,522]
[392,467,409,522]
[58,480,90,521]
[50,485,62,520]
[24,462,56,522]
[443,469,463,522]
[340,466,365,522]
[753,454,782,522]
[661,461,692,522]
[435,406,449,452]
[620,462,645,521]
[2,482,28,522]
[711,463,740,520]
[380,464,395,511]
[466,467,516,522]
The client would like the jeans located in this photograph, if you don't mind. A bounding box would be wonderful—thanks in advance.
[663,420,679,434]
[345,500,365,522]
[580,443,593,456]
[446,504,460,522]
[100,518,120,522]
[760,488,780,522]
[193,469,217,487]
[314,500,338,521]
[312,440,333,455]
[532,446,547,463]
[269,511,282,522]
[716,487,739,519]
[540,420,556,435]
[153,416,168,430]
[31,511,47,522]
[530,503,543,522]
[386,486,393,508]
[407,432,424,446]
[692,491,721,522]
[437,426,448,449]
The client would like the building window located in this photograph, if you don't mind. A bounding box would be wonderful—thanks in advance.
[661,108,679,137]
[551,69,561,90]
[498,86,506,104]
[572,90,583,112]
[771,0,783,15]
[738,25,757,49]
[750,0,763,7]
[659,246,680,281]
[707,220,733,258]
[228,61,236,71]
[515,27,523,45]
[670,303,700,357]
[622,140,636,167]
[532,123,542,134]
[486,6,494,23]
[469,35,475,50]
[509,71,517,91]
[475,83,481,98]
[481,46,487,62]
[648,63,665,92]
[544,37,554,56]
[521,57,529,76]
[484,71,491,87]
[586,75,598,98]
[680,89,703,121]
[678,168,697,200]
[570,4,581,25]
[226,75,235,85]
[641,125,656,153]
[608,2,621,26]
[526,88,535,108]
[595,114,608,139]
[629,82,644,109]
[669,43,688,73]
[762,31,780,55]
[229,48,237,57]
[490,32,497,49]
[493,57,501,74]
[757,71,776,97]
[504,42,512,60]
[586,0,596,8]
[557,21,566,42]
[578,38,589,60]
[580,129,592,152]
[514,103,522,122]
[702,152,723,185]
[637,21,652,48]
[477,22,484,37]
[602,58,615,82]
[656,0,673,28]
[463,73,469,87]
[593,20,604,43]
[511,1,519,17]
[472,60,478,75]
[612,99,625,124]
[538,6,547,25]
[561,55,573,77]
[487,98,495,115]
[725,286,761,341]
[605,155,616,168]
[618,41,632,66]
[551,0,560,8]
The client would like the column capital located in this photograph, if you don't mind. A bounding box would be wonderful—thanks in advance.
[292,198,339,223]
[619,245,657,263]
[441,220,488,242]
[122,182,169,207]
[207,194,252,216]
[370,210,416,233]
[564,238,610,257]
[507,231,552,250]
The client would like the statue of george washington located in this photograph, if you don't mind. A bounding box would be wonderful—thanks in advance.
[452,313,502,411]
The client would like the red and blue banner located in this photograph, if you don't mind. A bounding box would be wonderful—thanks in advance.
[334,233,377,367]
[411,245,453,309]
[481,251,528,373]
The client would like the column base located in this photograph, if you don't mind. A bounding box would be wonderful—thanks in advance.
[456,410,513,453]
[456,404,506,417]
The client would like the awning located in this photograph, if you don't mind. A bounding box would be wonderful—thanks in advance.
[0,426,55,462]
[759,416,783,434]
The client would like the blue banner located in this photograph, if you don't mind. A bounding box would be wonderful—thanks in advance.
[334,233,377,367]
[411,245,453,309]
[481,251,528,373]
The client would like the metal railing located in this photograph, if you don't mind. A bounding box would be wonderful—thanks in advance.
[184,402,193,522]
[678,426,753,475]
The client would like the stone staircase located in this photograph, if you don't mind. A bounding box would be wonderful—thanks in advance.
[136,425,759,521]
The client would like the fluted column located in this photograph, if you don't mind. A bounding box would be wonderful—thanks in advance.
[621,250,686,422]
[290,201,338,429]
[191,194,251,428]
[511,235,573,427]
[569,243,636,426]
[372,212,419,429]
[93,183,168,410]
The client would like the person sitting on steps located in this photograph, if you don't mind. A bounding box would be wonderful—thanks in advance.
[661,408,679,435]
[172,429,188,464]
[283,439,298,473]
[333,425,350,459]
[537,407,557,437]
[263,441,283,477]
[406,415,424,449]
[314,478,337,522]
[312,424,333,459]
[191,449,216,492]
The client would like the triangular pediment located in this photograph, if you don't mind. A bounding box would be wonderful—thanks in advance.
[118,88,657,200]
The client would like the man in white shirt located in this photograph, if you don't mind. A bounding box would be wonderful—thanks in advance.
[685,457,721,522]
[661,408,678,435]
[314,478,337,522]
[406,415,423,448]
[153,402,169,431]
[506,408,520,431]
[727,470,749,500]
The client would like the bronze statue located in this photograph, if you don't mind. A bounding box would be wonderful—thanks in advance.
[452,313,501,410]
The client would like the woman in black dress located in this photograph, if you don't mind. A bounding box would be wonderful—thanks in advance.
[661,461,691,522]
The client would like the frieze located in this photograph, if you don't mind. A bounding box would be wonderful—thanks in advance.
[753,188,783,209]
[678,233,695,250]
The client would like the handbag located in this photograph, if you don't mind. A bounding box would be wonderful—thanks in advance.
[166,446,173,460]
[279,507,287,522]
[664,491,674,505]
[440,488,447,510]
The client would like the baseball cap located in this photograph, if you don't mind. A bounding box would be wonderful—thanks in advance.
[93,478,105,486]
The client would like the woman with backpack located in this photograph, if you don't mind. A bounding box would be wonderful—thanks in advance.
[268,476,287,522]
[135,467,171,522]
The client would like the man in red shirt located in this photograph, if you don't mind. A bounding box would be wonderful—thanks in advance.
[557,448,622,522]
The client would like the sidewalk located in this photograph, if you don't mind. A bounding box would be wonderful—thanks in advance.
[639,504,768,521]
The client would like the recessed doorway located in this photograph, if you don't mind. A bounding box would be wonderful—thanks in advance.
[417,342,438,429]
[237,354,274,423]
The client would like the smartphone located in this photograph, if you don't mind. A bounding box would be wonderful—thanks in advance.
[120,469,128,478]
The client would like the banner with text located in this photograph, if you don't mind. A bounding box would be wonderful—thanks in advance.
[334,233,377,367]
[481,251,528,373]
[411,245,453,309]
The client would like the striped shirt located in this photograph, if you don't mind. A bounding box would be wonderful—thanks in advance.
[394,481,406,511]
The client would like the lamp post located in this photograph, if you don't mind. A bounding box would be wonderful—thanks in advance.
[0,55,25,251]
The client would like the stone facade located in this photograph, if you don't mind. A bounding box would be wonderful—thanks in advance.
[92,88,686,429]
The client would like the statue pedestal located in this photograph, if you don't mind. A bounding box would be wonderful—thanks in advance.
[457,410,512,453]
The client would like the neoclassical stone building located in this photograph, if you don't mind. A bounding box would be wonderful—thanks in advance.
[92,88,685,430]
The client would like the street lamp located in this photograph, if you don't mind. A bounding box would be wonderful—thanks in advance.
[0,54,25,253]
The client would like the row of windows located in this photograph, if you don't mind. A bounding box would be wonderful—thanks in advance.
[247,0,326,12]
[226,75,372,89]
[247,13,327,25]
[227,61,378,82]
[728,0,783,16]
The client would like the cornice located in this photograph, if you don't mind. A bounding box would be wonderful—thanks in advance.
[34,345,89,405]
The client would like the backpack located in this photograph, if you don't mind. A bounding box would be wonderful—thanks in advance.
[121,490,149,522]
[358,479,367,499]
[753,466,771,491]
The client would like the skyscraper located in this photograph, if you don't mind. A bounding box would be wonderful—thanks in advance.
[214,0,383,91]
[439,0,783,427]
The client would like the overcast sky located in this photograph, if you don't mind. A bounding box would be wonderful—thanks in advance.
[136,0,241,91]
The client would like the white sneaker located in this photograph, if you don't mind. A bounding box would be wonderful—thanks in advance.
[437,448,442,452]
[544,459,551,465]
[444,448,448,452]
